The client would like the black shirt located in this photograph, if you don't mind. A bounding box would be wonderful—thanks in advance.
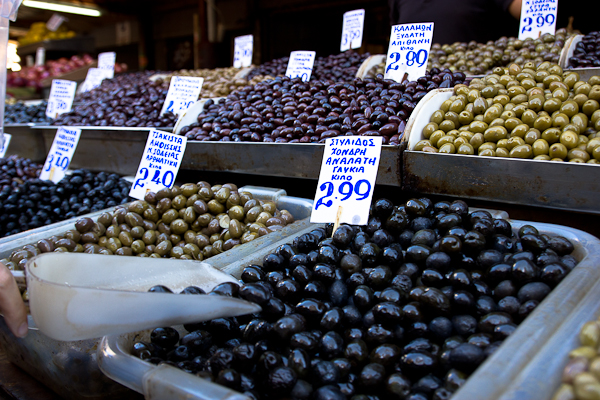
[388,0,519,44]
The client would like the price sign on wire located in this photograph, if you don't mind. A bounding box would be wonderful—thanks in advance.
[129,129,188,200]
[39,127,82,183]
[384,22,434,82]
[0,134,12,158]
[46,13,66,32]
[35,47,45,66]
[310,137,382,225]
[80,67,106,92]
[160,76,204,117]
[285,51,316,83]
[340,9,365,52]
[46,79,77,119]
[518,0,557,40]
[98,52,116,79]
[233,35,253,68]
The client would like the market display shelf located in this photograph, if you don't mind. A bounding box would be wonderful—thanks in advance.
[32,126,174,176]
[17,36,95,58]
[4,123,47,162]
[400,89,600,215]
[0,186,313,400]
[181,141,401,185]
[99,218,600,400]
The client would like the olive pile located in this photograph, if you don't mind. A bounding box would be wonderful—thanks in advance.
[4,101,53,124]
[246,52,370,83]
[428,30,570,75]
[52,72,178,127]
[133,196,577,399]
[416,62,600,163]
[0,168,131,238]
[552,318,600,400]
[0,155,42,187]
[179,71,463,145]
[162,67,272,98]
[568,32,600,68]
[2,182,295,273]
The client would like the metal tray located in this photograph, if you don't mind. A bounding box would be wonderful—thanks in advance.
[3,124,48,162]
[401,88,600,214]
[0,186,313,400]
[99,218,600,400]
[32,126,174,176]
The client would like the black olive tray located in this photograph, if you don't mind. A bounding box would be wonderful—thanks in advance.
[402,89,600,215]
[98,217,600,400]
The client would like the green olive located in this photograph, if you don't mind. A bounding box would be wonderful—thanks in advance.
[207,199,225,214]
[561,100,580,118]
[169,233,182,245]
[215,187,231,204]
[439,143,456,154]
[496,138,509,149]
[510,124,528,138]
[574,94,589,109]
[170,246,185,259]
[181,183,199,197]
[155,241,173,257]
[572,113,589,133]
[469,120,488,134]
[470,133,485,149]
[196,234,210,249]
[552,112,570,128]
[423,122,438,139]
[107,237,122,253]
[444,111,460,126]
[198,187,214,202]
[549,143,568,159]
[589,85,600,102]
[528,96,544,112]
[481,85,498,98]
[156,198,172,214]
[489,117,505,128]
[430,109,445,124]
[182,207,196,224]
[226,192,241,209]
[184,230,196,244]
[543,98,562,113]
[241,231,259,244]
[440,99,453,113]
[132,240,146,254]
[472,97,488,115]
[437,135,455,148]
[495,147,509,157]
[582,100,600,116]
[161,209,178,224]
[458,110,474,125]
[170,219,189,235]
[449,99,465,113]
[521,110,538,127]
[118,231,134,247]
[171,195,187,210]
[483,126,508,142]
[479,148,495,157]
[106,225,120,238]
[143,207,159,223]
[507,136,526,150]
[560,131,580,150]
[195,213,213,228]
[532,139,550,156]
[568,148,590,162]
[510,144,533,158]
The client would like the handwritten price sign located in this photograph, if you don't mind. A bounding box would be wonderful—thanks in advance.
[129,129,188,200]
[0,134,12,158]
[234,35,253,68]
[285,51,316,83]
[518,0,557,40]
[39,127,82,183]
[46,80,77,119]
[341,9,365,52]
[98,52,116,79]
[384,23,434,82]
[311,137,382,225]
[160,76,204,117]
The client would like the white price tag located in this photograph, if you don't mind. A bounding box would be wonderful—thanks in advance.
[39,127,82,183]
[35,47,45,67]
[233,35,253,68]
[46,13,66,32]
[26,55,34,67]
[80,68,106,92]
[160,76,204,116]
[310,137,382,225]
[129,129,188,200]
[285,51,316,83]
[384,23,434,82]
[0,134,12,158]
[46,79,77,119]
[98,52,116,79]
[518,0,557,40]
[340,9,365,52]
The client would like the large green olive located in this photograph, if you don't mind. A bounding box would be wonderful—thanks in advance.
[170,219,189,235]
[181,183,199,197]
[161,209,178,224]
[226,192,241,209]
[182,207,196,224]
[560,131,580,149]
[549,143,568,159]
[142,230,157,245]
[155,240,172,256]
[198,187,213,202]
[228,205,245,221]
[207,199,225,214]
[215,187,231,204]
[172,195,187,210]
[510,144,533,158]
[483,126,508,142]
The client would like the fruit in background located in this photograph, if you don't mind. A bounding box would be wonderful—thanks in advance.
[19,21,76,46]
[6,54,128,90]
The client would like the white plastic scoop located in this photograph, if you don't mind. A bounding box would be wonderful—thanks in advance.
[25,253,261,341]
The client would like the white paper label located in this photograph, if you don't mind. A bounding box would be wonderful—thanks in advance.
[116,21,132,46]
[310,137,382,225]
[341,9,365,52]
[39,127,82,183]
[80,68,106,92]
[46,79,77,119]
[0,134,12,158]
[26,55,34,67]
[285,51,316,83]
[98,52,116,79]
[160,76,204,116]
[518,0,557,40]
[46,14,66,32]
[384,23,434,82]
[129,129,188,200]
[35,47,45,67]
[234,35,253,68]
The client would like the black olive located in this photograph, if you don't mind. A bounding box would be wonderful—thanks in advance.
[289,348,311,378]
[180,286,206,295]
[449,343,484,372]
[168,345,192,362]
[540,262,568,287]
[372,302,404,325]
[273,314,306,340]
[216,368,241,390]
[429,317,453,340]
[517,282,551,303]
[148,285,173,293]
[413,374,442,395]
[321,308,344,331]
[340,253,362,274]
[151,327,180,349]
[243,319,272,343]
[546,236,574,256]
[420,287,451,313]
[263,253,285,271]
[304,280,328,299]
[512,259,538,284]
[367,265,393,289]
[239,283,271,305]
[210,282,239,297]
[493,280,517,300]
[312,385,345,400]
[242,265,266,283]
[398,230,415,248]
[400,351,438,377]
[452,315,477,336]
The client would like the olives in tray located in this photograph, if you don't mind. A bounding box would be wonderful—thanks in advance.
[417,62,600,164]
[0,160,131,238]
[569,31,600,68]
[552,318,600,400]
[3,182,295,280]
[134,196,578,399]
